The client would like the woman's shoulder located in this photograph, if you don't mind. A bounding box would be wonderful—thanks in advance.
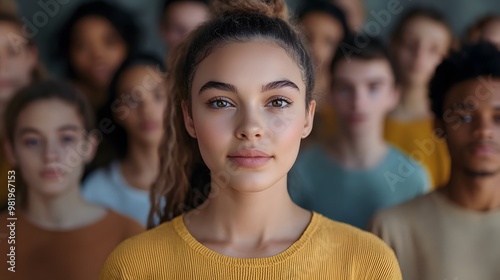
[315,213,392,248]
[304,213,402,278]
[99,219,181,279]
[314,213,400,262]
[105,217,182,257]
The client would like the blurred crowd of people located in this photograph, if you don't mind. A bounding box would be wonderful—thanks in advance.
[0,0,499,279]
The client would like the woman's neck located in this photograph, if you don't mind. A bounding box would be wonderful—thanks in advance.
[391,83,431,121]
[25,184,105,230]
[184,176,311,257]
[120,140,160,191]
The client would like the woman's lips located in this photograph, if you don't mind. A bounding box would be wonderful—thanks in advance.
[140,121,160,132]
[39,169,63,180]
[228,149,272,168]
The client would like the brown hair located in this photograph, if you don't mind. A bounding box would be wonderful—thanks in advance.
[0,12,46,82]
[3,79,94,206]
[148,0,314,228]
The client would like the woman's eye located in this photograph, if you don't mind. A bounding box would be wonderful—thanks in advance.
[459,114,473,123]
[494,114,500,124]
[208,99,232,109]
[24,138,40,147]
[267,98,291,108]
[61,135,76,144]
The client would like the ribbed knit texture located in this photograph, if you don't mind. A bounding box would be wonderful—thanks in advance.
[100,212,402,279]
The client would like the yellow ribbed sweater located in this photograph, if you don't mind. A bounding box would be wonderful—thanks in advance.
[100,212,402,279]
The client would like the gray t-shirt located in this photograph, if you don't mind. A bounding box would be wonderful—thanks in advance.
[288,145,430,229]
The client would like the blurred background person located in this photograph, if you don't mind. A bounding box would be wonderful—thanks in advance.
[330,0,366,31]
[159,0,210,59]
[0,80,143,280]
[289,37,429,230]
[297,0,349,146]
[82,53,167,226]
[0,11,45,211]
[466,14,500,49]
[55,0,140,112]
[385,8,453,189]
[371,42,500,280]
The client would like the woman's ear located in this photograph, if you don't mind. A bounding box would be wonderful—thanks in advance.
[302,100,316,139]
[182,101,197,138]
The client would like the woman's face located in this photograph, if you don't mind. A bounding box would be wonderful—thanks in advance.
[393,16,451,86]
[184,41,315,193]
[6,99,95,198]
[114,65,167,148]
[0,22,37,108]
[69,16,128,91]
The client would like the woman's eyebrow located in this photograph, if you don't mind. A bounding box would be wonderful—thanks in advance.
[199,81,237,94]
[262,80,299,92]
[199,79,300,95]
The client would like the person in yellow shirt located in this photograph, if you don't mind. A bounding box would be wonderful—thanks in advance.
[100,0,402,279]
[385,8,454,188]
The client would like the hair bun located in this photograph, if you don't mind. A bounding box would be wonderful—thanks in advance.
[211,0,289,21]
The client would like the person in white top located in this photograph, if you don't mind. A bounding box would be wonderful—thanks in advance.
[370,42,500,280]
[83,53,167,226]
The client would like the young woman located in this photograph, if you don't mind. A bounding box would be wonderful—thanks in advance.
[0,12,45,210]
[386,8,454,189]
[82,53,167,226]
[100,0,402,279]
[0,80,143,280]
[56,1,139,111]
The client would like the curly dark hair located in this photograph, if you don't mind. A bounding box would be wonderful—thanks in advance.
[429,41,500,119]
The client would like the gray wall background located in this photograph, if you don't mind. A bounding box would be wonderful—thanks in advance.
[16,0,500,76]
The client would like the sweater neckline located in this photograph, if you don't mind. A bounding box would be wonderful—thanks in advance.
[431,190,500,217]
[172,211,320,266]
